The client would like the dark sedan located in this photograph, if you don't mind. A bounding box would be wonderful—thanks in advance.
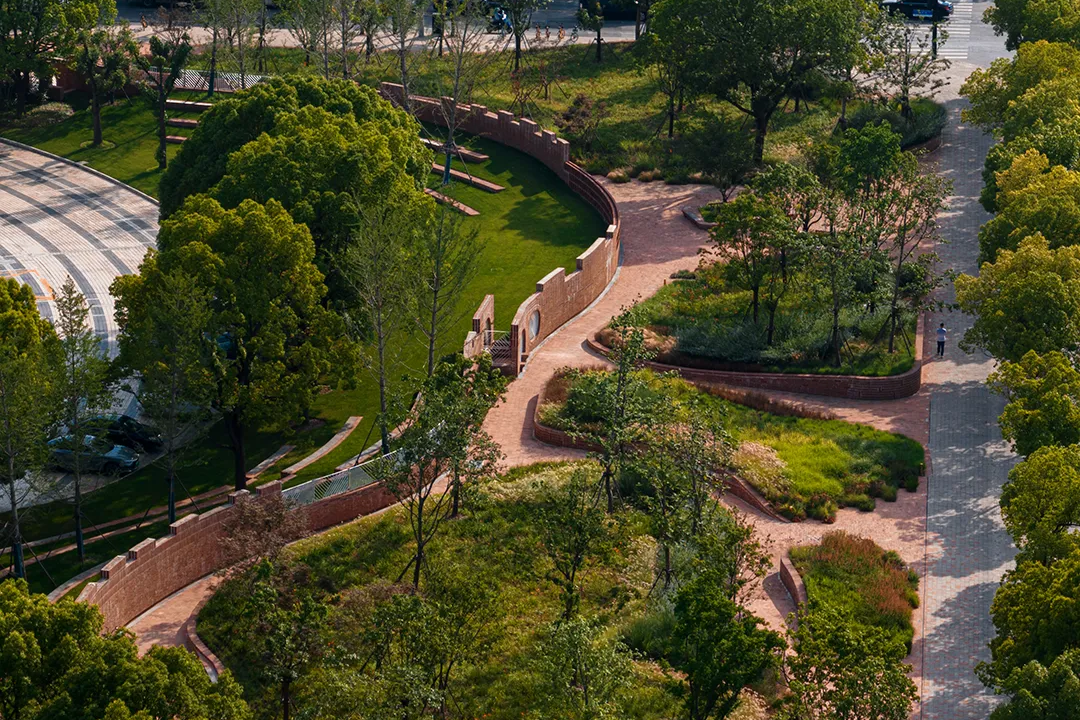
[881,0,953,21]
[48,435,140,475]
[87,414,163,453]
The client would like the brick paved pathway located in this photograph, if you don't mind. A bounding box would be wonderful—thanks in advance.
[919,71,1018,720]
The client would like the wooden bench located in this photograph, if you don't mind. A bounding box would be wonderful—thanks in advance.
[165,135,187,144]
[420,137,489,163]
[166,118,199,129]
[682,207,717,230]
[424,188,480,216]
[245,444,295,480]
[429,163,504,193]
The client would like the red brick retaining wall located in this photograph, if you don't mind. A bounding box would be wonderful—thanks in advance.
[780,555,808,609]
[377,83,622,375]
[77,480,400,632]
[586,314,925,401]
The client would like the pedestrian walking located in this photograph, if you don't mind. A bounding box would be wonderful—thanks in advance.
[140,14,148,29]
[936,322,947,357]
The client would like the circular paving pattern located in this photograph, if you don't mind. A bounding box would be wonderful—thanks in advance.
[0,139,158,355]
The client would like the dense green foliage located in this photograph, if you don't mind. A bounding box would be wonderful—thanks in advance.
[198,463,776,720]
[626,124,946,376]
[0,579,251,720]
[540,368,924,520]
[961,26,1080,717]
[790,532,920,650]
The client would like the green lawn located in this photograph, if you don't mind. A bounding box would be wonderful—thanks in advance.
[0,91,604,561]
[790,531,920,651]
[538,369,925,521]
[193,42,854,176]
[624,263,918,377]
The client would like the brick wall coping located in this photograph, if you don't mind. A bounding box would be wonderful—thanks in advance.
[780,554,809,611]
[586,313,925,401]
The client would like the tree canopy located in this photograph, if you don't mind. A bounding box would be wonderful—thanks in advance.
[956,234,1080,362]
[0,580,251,720]
[158,75,429,218]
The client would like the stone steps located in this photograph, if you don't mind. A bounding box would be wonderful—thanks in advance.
[429,163,504,192]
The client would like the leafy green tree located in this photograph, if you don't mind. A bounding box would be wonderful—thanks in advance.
[0,278,58,579]
[1001,444,1080,564]
[112,264,214,524]
[986,547,1080,680]
[0,579,251,720]
[0,0,105,115]
[979,151,1080,262]
[531,615,633,719]
[385,354,505,589]
[159,76,427,218]
[279,0,332,77]
[781,604,917,720]
[988,350,1080,456]
[69,19,138,147]
[809,218,874,367]
[577,0,606,62]
[140,35,192,171]
[245,562,328,720]
[671,568,783,720]
[153,196,347,490]
[638,0,705,138]
[502,0,549,70]
[955,234,1080,362]
[961,40,1080,132]
[708,191,796,334]
[987,649,1080,720]
[53,277,112,563]
[535,469,614,620]
[985,0,1080,51]
[340,190,429,454]
[674,0,869,164]
[412,202,483,378]
[869,13,949,121]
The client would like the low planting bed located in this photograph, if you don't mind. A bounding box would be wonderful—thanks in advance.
[790,531,920,651]
[618,262,918,378]
[537,368,924,521]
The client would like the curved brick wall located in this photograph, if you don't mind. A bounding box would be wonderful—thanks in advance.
[378,83,622,375]
[586,315,925,401]
[77,480,397,632]
[780,555,809,609]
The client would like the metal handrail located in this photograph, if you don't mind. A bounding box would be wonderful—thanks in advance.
[281,449,404,507]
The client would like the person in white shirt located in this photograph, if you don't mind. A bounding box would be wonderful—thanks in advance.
[936,323,947,357]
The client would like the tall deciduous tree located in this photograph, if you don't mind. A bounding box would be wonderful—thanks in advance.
[988,350,1080,457]
[956,234,1080,362]
[112,263,213,524]
[279,0,332,77]
[0,0,104,115]
[869,13,950,121]
[672,567,783,720]
[535,469,614,619]
[0,279,57,579]
[413,201,483,376]
[53,277,111,563]
[1001,444,1080,564]
[782,604,918,720]
[502,0,548,70]
[672,0,869,163]
[140,35,192,171]
[531,615,633,718]
[154,196,346,490]
[70,19,137,147]
[638,0,704,138]
[340,189,429,454]
[0,580,252,720]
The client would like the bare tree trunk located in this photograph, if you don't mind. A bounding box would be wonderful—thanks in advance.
[227,411,248,490]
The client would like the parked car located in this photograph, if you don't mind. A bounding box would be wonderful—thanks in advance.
[48,435,140,475]
[87,414,163,453]
[880,0,953,21]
